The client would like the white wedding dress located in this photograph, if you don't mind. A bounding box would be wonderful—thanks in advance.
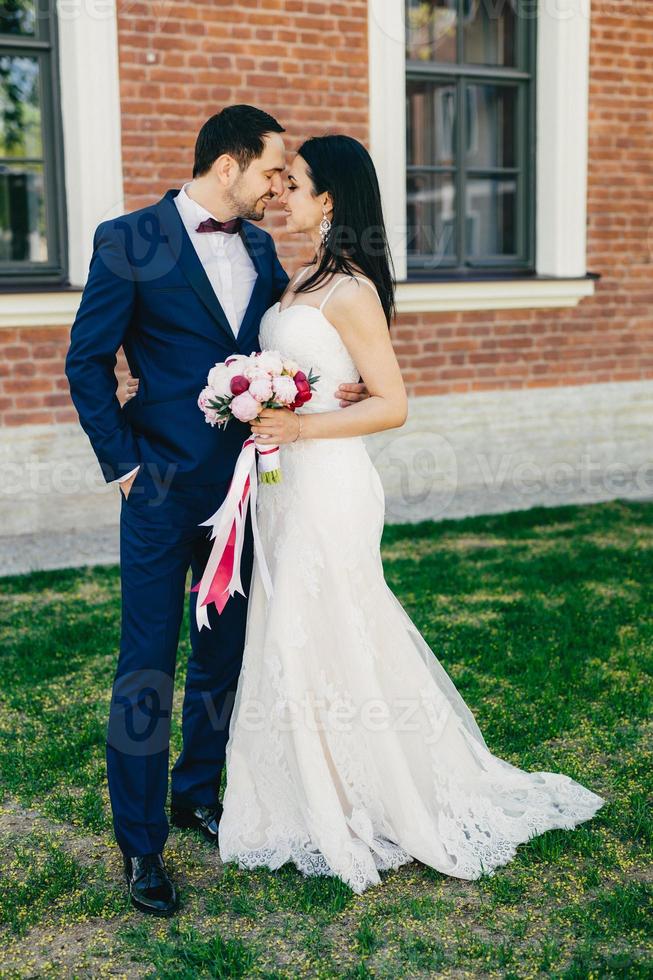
[218,271,606,894]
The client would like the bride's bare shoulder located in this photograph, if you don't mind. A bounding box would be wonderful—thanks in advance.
[322,273,384,338]
[331,269,380,305]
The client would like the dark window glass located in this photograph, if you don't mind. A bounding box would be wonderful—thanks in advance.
[0,0,67,285]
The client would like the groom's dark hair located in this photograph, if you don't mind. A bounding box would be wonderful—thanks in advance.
[193,105,285,178]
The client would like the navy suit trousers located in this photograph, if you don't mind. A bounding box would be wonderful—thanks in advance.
[106,464,253,857]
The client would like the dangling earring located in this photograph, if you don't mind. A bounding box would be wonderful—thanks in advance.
[319,202,332,244]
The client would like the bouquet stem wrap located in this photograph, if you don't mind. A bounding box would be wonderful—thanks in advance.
[191,437,274,630]
[257,443,281,484]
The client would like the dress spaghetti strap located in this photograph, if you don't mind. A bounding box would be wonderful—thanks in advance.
[319,274,379,312]
[279,265,312,310]
[293,265,311,287]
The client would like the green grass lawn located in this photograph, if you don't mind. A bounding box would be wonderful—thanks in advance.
[0,499,651,978]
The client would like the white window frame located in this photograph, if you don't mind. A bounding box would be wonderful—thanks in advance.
[0,0,124,328]
[368,0,595,312]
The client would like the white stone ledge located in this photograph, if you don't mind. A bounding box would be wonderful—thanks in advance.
[396,277,596,314]
[0,291,82,329]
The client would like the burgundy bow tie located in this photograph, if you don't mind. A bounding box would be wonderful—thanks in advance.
[195,216,242,235]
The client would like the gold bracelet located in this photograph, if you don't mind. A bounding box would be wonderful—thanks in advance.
[292,414,302,442]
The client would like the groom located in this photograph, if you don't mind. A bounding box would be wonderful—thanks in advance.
[65,105,368,916]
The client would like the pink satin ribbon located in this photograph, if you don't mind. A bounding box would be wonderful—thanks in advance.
[191,438,273,630]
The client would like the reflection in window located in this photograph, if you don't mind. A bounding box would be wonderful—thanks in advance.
[0,56,46,262]
[407,79,456,168]
[462,0,517,68]
[0,56,42,158]
[407,173,456,265]
[465,84,516,170]
[406,0,457,63]
[466,177,516,256]
[0,0,36,37]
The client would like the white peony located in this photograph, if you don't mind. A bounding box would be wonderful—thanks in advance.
[243,362,270,382]
[225,354,249,369]
[207,363,233,399]
[271,374,298,404]
[256,349,285,375]
[248,377,274,402]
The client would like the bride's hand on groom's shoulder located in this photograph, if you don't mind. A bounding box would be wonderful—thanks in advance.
[336,381,369,407]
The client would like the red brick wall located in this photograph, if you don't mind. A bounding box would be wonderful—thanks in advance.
[2,0,652,429]
[0,327,73,426]
[117,0,369,244]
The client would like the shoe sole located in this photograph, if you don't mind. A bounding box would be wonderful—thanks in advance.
[124,871,179,917]
[129,891,179,917]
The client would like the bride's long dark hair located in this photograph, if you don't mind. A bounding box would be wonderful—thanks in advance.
[293,135,396,326]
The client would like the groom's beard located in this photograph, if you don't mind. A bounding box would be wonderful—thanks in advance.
[226,184,271,222]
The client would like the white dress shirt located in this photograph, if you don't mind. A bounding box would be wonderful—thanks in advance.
[173,181,258,337]
[117,181,257,486]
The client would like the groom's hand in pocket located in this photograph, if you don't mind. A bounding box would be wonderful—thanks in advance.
[119,468,139,500]
[335,380,369,408]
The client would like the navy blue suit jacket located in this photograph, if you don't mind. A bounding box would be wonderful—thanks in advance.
[65,189,289,486]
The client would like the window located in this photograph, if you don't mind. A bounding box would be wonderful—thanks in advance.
[405,0,536,278]
[0,0,67,286]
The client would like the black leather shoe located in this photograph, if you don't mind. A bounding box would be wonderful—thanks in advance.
[123,852,178,917]
[170,802,223,845]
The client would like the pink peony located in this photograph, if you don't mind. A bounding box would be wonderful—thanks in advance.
[231,390,261,422]
[204,408,221,426]
[248,377,273,402]
[197,386,215,411]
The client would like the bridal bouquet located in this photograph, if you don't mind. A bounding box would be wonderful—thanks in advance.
[192,350,319,629]
[198,350,318,483]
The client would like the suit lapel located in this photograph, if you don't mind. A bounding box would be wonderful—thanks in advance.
[156,189,240,347]
[236,220,268,355]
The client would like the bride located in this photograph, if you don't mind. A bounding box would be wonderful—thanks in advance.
[216,135,606,893]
